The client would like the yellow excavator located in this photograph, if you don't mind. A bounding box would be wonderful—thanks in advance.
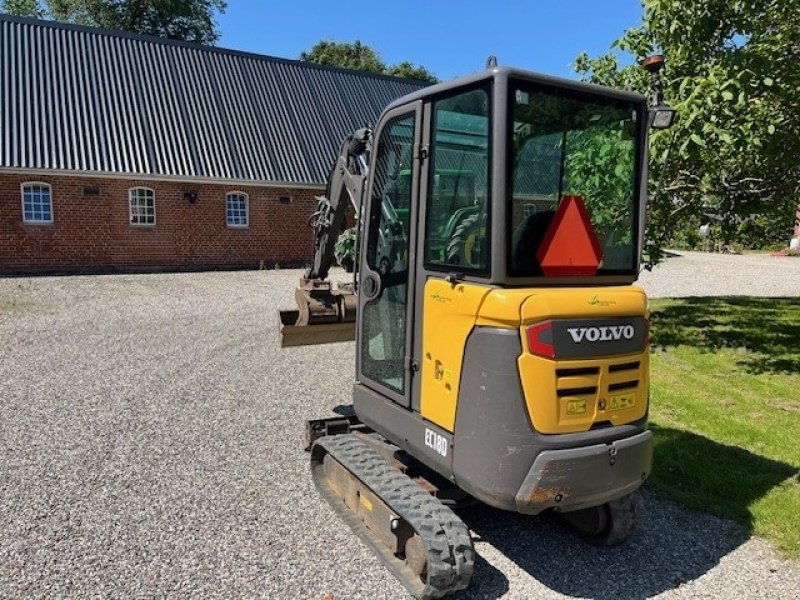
[280,55,675,598]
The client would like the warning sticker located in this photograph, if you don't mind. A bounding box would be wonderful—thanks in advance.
[609,392,636,411]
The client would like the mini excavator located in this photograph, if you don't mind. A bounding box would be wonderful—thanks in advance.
[279,56,675,598]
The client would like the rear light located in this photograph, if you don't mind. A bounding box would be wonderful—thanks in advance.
[526,320,555,358]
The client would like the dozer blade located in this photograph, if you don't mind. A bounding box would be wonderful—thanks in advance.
[279,278,357,347]
[278,309,355,347]
[310,435,474,599]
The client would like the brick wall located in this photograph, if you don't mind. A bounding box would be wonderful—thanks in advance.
[0,173,325,273]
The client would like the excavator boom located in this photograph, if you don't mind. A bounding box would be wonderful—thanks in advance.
[279,128,371,346]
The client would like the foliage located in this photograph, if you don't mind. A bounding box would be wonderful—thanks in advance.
[575,0,800,265]
[1,0,44,17]
[385,61,437,83]
[334,227,358,271]
[1,0,226,44]
[300,40,383,72]
[301,40,438,83]
[564,125,636,246]
[648,297,800,556]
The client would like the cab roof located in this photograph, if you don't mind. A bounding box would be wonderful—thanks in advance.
[384,66,647,113]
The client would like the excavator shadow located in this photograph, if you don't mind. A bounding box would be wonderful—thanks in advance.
[457,492,747,599]
[649,296,800,375]
[455,426,795,599]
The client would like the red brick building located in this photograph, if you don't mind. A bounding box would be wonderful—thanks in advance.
[0,16,425,273]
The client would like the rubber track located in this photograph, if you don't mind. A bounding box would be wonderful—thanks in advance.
[312,435,474,599]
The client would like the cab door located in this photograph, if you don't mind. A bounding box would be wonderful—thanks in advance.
[357,102,422,408]
[410,85,493,428]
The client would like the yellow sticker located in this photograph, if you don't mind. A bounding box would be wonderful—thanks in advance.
[610,392,636,411]
[359,495,373,512]
[566,399,587,415]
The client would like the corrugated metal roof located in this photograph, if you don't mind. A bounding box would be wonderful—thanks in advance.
[0,15,427,186]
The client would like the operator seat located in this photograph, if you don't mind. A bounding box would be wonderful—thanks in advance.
[511,209,555,276]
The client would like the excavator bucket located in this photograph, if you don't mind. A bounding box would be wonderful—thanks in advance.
[278,278,357,347]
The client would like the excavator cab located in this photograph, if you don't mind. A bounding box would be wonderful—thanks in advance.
[287,60,674,598]
[356,69,646,405]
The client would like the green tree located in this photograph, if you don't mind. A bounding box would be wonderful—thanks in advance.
[301,40,438,83]
[300,40,385,73]
[575,0,800,262]
[1,0,226,44]
[1,0,45,17]
[386,61,437,83]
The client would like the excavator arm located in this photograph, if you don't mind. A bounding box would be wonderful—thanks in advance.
[281,128,371,343]
[305,128,371,281]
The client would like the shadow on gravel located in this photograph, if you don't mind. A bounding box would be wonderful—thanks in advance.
[333,404,356,417]
[457,492,748,600]
[454,425,796,599]
[458,555,510,599]
[650,297,800,374]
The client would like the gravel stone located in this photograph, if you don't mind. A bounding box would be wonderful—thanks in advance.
[1,254,798,598]
[637,250,800,298]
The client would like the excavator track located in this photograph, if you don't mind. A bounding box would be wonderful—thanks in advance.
[310,435,474,599]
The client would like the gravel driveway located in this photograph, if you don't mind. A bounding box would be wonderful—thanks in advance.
[1,252,799,599]
[637,250,800,298]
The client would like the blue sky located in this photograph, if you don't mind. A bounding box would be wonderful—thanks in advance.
[218,1,644,80]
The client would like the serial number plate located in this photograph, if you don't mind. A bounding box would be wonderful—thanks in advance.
[610,392,636,411]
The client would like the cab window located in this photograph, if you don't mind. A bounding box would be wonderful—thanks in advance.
[509,83,642,276]
[424,87,491,274]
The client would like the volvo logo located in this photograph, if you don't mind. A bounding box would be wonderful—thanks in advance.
[567,325,635,343]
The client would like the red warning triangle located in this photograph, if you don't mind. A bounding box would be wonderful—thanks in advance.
[536,195,602,276]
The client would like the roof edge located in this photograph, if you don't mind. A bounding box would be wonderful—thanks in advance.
[0,13,434,86]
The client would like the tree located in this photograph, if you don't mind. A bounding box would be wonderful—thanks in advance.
[1,0,44,17]
[386,61,437,83]
[300,40,385,73]
[575,0,800,263]
[1,0,226,44]
[301,40,438,83]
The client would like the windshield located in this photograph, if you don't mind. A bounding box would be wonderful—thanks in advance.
[508,81,642,276]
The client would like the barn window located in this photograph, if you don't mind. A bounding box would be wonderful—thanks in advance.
[226,192,249,228]
[129,187,156,226]
[21,183,53,224]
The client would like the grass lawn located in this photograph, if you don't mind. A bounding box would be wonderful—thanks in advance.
[648,297,800,558]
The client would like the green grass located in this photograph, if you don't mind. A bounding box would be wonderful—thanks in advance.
[648,297,800,558]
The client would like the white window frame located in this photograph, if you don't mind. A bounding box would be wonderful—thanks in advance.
[21,182,54,224]
[522,203,537,218]
[129,187,156,226]
[226,191,249,228]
